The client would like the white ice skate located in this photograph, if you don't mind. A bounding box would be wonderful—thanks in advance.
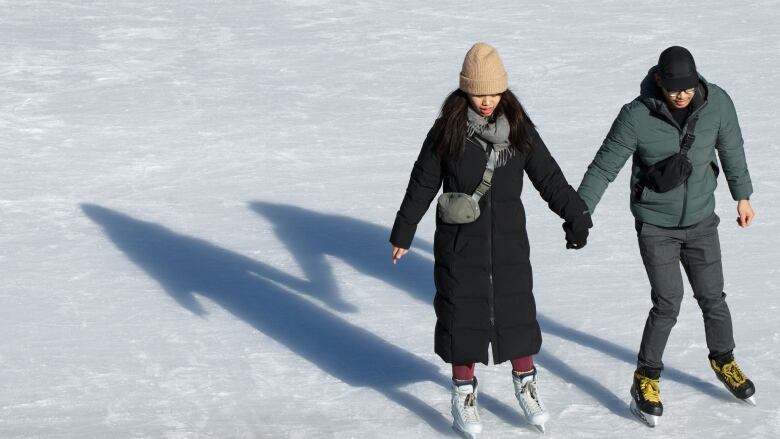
[513,370,550,433]
[451,379,482,438]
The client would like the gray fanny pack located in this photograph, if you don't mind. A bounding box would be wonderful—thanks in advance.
[436,148,497,224]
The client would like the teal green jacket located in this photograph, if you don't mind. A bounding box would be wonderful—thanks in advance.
[577,70,753,227]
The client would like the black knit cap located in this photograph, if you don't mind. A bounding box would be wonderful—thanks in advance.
[657,46,699,91]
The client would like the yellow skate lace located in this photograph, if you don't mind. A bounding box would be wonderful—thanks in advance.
[717,360,747,388]
[636,373,661,403]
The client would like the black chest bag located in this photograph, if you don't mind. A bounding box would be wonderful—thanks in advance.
[637,115,699,195]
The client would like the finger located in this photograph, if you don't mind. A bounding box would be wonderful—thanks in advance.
[745,213,754,227]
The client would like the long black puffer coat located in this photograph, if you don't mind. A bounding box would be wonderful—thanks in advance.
[390,122,587,365]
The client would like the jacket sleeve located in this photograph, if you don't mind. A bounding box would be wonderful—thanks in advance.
[524,128,589,223]
[389,125,443,249]
[576,104,638,213]
[715,90,753,200]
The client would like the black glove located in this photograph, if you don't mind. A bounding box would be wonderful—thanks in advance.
[563,211,592,250]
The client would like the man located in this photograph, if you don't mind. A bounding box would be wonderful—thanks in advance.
[576,46,756,427]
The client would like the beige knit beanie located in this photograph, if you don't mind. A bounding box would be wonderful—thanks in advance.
[459,42,508,95]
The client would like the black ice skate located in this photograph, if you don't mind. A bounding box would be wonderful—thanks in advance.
[710,353,756,406]
[629,369,662,427]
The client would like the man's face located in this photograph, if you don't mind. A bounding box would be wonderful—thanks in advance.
[662,87,695,109]
[655,74,695,109]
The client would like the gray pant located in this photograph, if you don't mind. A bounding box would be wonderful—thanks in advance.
[635,213,734,371]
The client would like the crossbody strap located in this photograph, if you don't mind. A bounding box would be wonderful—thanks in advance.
[679,115,700,155]
[471,147,497,202]
[632,113,701,198]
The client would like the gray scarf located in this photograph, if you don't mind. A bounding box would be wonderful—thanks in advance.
[466,107,516,167]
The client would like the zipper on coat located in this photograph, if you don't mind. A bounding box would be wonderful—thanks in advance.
[679,180,688,227]
[486,146,496,330]
[488,191,495,328]
[675,116,697,226]
[661,104,704,226]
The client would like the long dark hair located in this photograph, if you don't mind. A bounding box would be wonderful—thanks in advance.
[433,89,535,158]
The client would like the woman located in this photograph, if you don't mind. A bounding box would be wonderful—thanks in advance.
[389,42,591,436]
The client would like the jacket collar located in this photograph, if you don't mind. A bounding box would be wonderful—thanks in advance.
[639,66,708,129]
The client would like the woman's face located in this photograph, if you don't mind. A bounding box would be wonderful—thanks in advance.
[469,94,502,117]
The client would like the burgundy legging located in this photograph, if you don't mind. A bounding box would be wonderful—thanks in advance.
[452,356,534,381]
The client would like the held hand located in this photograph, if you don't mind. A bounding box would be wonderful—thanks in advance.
[563,211,593,250]
[737,199,754,228]
[563,223,589,249]
[391,246,409,264]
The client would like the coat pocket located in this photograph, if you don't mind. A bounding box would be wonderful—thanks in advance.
[636,185,651,202]
[702,160,719,193]
[710,161,720,178]
[452,227,470,254]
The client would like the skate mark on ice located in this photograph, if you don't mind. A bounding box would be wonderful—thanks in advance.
[539,316,729,401]
[534,350,633,421]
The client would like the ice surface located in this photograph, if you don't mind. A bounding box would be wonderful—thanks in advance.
[2,1,779,437]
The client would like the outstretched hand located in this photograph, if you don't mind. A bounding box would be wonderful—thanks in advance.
[391,246,408,264]
[737,199,754,228]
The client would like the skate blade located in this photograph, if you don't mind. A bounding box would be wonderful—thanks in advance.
[452,422,480,439]
[718,382,757,406]
[524,413,549,434]
[630,399,659,428]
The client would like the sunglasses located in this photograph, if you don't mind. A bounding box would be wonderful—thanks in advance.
[663,87,696,99]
